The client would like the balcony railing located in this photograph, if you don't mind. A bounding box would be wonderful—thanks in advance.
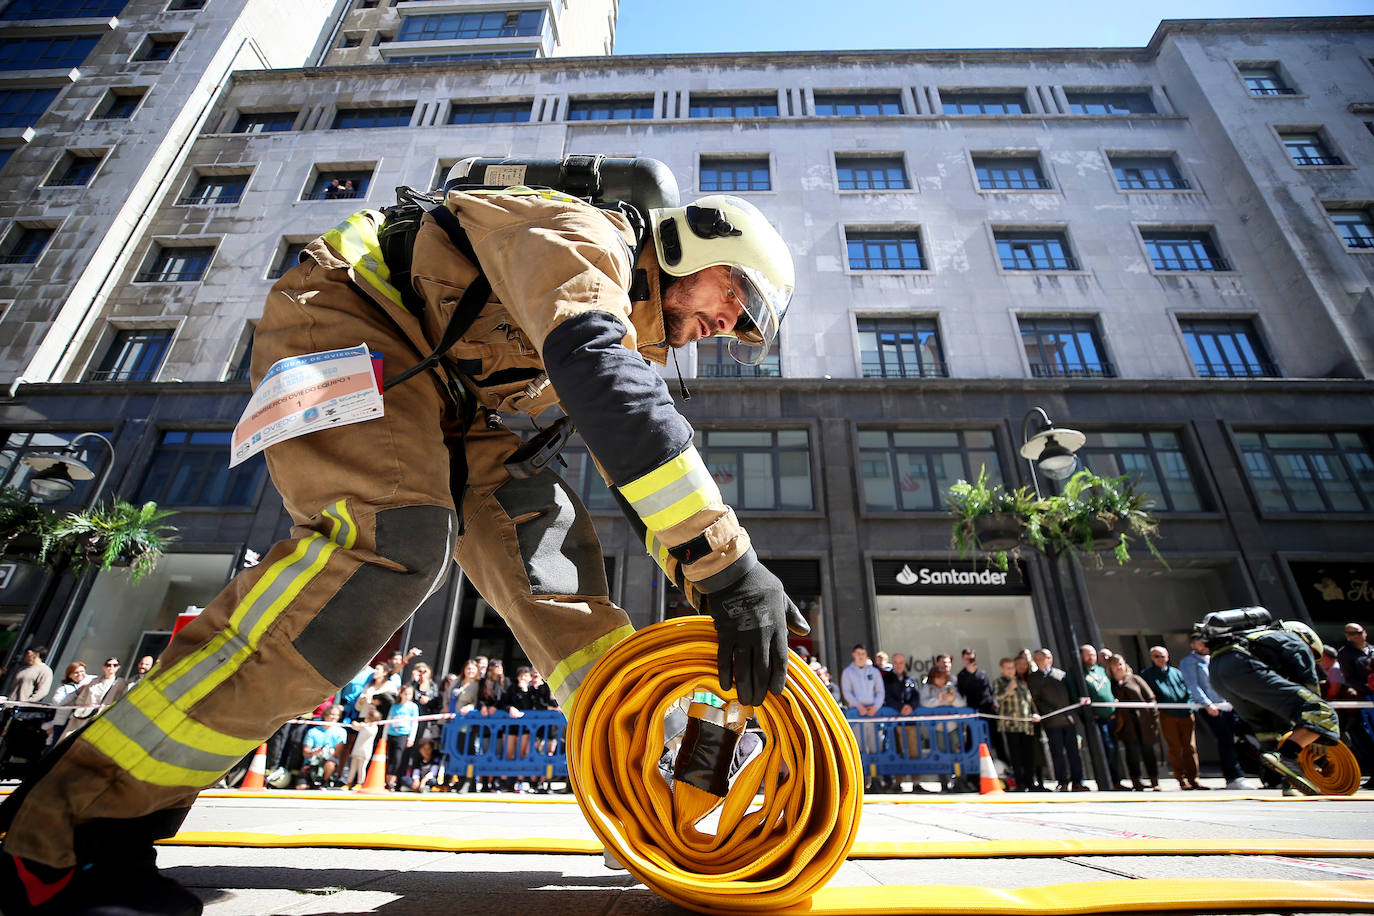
[1120,178,1190,190]
[45,177,92,187]
[1029,362,1116,379]
[136,269,205,282]
[861,362,949,379]
[1001,256,1080,271]
[698,363,781,379]
[1151,256,1232,272]
[1290,155,1343,166]
[305,189,361,201]
[178,192,242,205]
[1341,235,1374,249]
[87,368,157,382]
[1249,86,1298,96]
[0,253,40,265]
[1195,361,1281,378]
[980,178,1052,190]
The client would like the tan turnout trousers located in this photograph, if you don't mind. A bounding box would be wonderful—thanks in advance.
[4,254,632,868]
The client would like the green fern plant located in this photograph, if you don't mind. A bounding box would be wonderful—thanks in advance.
[44,500,178,582]
[946,466,1038,570]
[1033,470,1163,566]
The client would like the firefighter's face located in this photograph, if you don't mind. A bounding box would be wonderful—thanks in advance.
[662,265,745,348]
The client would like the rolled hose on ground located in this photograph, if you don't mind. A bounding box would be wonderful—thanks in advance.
[565,617,863,914]
[1299,741,1362,796]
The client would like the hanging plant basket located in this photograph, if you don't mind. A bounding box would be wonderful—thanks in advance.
[974,513,1023,551]
[1,532,45,561]
[1086,518,1120,551]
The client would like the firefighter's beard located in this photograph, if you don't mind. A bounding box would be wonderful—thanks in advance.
[661,269,719,349]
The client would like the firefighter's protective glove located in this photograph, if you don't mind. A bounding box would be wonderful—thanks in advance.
[702,562,810,706]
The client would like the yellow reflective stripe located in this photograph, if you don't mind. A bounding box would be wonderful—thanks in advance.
[82,717,231,788]
[125,686,260,758]
[321,211,403,309]
[638,490,713,532]
[545,624,636,700]
[619,449,707,503]
[645,531,670,570]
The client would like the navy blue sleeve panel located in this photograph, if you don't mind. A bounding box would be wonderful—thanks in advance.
[540,310,694,485]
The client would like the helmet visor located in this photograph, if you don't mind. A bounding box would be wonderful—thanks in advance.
[723,264,791,366]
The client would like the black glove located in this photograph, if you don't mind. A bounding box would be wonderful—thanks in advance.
[701,561,810,706]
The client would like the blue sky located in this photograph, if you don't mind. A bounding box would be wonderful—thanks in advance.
[612,1,1370,54]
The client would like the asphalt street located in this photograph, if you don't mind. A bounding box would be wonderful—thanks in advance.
[145,785,1374,915]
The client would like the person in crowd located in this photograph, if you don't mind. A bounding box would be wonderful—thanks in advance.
[384,684,419,790]
[956,649,994,719]
[1028,648,1089,792]
[9,646,52,705]
[386,648,421,687]
[399,738,442,793]
[1318,645,1345,695]
[67,659,127,729]
[126,656,155,691]
[1079,644,1126,791]
[345,706,382,789]
[355,663,398,720]
[993,657,1036,792]
[841,644,884,770]
[1141,645,1206,790]
[450,659,482,716]
[918,654,968,792]
[1337,622,1371,698]
[1013,652,1048,790]
[505,666,541,792]
[322,178,343,199]
[814,662,843,705]
[341,179,356,199]
[479,659,509,714]
[437,672,460,714]
[296,706,347,789]
[1181,632,1246,790]
[409,662,441,742]
[41,663,93,750]
[1106,655,1161,791]
[475,656,489,680]
[880,653,920,792]
[337,664,375,723]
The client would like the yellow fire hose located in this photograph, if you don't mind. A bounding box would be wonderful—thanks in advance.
[565,617,863,914]
[1300,741,1362,795]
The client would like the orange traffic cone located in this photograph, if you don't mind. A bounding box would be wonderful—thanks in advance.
[977,742,1004,795]
[239,742,268,791]
[358,732,390,795]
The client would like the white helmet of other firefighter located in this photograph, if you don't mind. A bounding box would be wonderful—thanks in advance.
[650,195,795,366]
[1281,620,1323,657]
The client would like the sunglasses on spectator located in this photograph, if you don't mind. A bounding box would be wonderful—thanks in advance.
[105,662,119,668]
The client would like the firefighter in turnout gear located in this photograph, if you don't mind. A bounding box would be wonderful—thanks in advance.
[1197,608,1340,796]
[0,162,807,914]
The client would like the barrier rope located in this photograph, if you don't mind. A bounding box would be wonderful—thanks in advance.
[565,617,863,915]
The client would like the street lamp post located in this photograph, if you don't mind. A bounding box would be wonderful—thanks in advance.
[3,433,117,669]
[1018,408,1113,790]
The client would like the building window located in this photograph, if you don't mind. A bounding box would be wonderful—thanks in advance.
[695,429,812,510]
[1179,318,1279,378]
[1079,431,1205,512]
[858,429,1002,512]
[1110,155,1188,190]
[133,34,180,61]
[995,231,1077,271]
[0,36,100,71]
[857,318,946,378]
[228,339,252,381]
[1067,91,1155,115]
[566,97,653,120]
[178,173,247,205]
[974,156,1049,190]
[835,156,908,190]
[688,95,778,118]
[448,101,530,124]
[0,148,12,171]
[1240,65,1296,96]
[306,170,372,200]
[88,328,172,382]
[1019,317,1114,378]
[1142,230,1230,272]
[267,240,307,279]
[0,226,54,265]
[135,431,266,506]
[390,50,534,63]
[92,88,144,120]
[813,92,901,116]
[846,230,925,271]
[1,0,126,17]
[1328,208,1374,249]
[332,106,412,129]
[1280,131,1342,166]
[394,10,544,42]
[696,336,780,378]
[232,110,295,133]
[941,91,1026,115]
[340,34,363,49]
[137,245,214,282]
[699,157,769,192]
[166,0,206,10]
[45,151,102,187]
[0,87,60,128]
[1237,431,1374,513]
[559,447,616,511]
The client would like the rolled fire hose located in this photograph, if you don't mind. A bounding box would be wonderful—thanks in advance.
[1300,741,1362,796]
[565,617,863,914]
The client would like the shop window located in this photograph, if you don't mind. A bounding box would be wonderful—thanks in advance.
[941,91,1026,115]
[1142,230,1230,272]
[699,156,769,192]
[974,155,1049,190]
[566,97,653,121]
[694,429,812,510]
[1019,316,1114,378]
[1078,431,1206,512]
[695,336,780,378]
[87,328,172,382]
[1066,91,1155,115]
[45,151,103,187]
[135,430,266,506]
[858,429,1002,512]
[835,155,908,190]
[813,92,901,116]
[995,230,1077,271]
[688,95,778,118]
[846,229,925,271]
[232,110,295,133]
[1237,431,1374,513]
[448,101,531,124]
[1110,155,1188,190]
[331,106,412,129]
[136,244,214,282]
[0,225,54,265]
[0,87,60,128]
[0,36,99,71]
[1179,318,1279,378]
[178,173,247,205]
[857,318,945,378]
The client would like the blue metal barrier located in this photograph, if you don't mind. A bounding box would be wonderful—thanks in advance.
[439,711,568,782]
[844,706,990,784]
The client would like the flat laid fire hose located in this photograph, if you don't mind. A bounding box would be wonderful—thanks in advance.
[565,617,863,914]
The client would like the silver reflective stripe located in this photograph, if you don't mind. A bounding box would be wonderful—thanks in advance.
[625,461,714,520]
[99,697,253,774]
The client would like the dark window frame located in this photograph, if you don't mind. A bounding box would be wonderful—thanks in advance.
[1066,91,1157,115]
[995,230,1078,271]
[134,429,267,507]
[1,0,126,18]
[1078,430,1208,513]
[694,428,814,511]
[393,9,544,42]
[232,110,296,133]
[846,229,926,271]
[941,91,1027,115]
[91,88,144,120]
[1328,208,1374,250]
[857,317,947,379]
[133,34,180,62]
[695,336,780,379]
[1280,131,1343,167]
[1110,155,1189,190]
[0,225,54,265]
[687,95,778,119]
[813,92,902,117]
[1141,230,1231,272]
[45,151,103,187]
[0,35,100,71]
[857,428,1003,512]
[0,87,61,128]
[1236,430,1374,514]
[305,169,374,201]
[331,106,413,130]
[1019,316,1114,378]
[1179,318,1280,378]
[835,155,909,191]
[267,240,307,279]
[699,156,770,192]
[87,327,172,382]
[1239,65,1297,96]
[178,172,248,206]
[566,97,654,121]
[447,101,531,125]
[973,155,1050,190]
[136,244,215,282]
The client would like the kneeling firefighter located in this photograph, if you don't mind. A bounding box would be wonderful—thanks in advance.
[0,156,809,915]
[1197,607,1339,795]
